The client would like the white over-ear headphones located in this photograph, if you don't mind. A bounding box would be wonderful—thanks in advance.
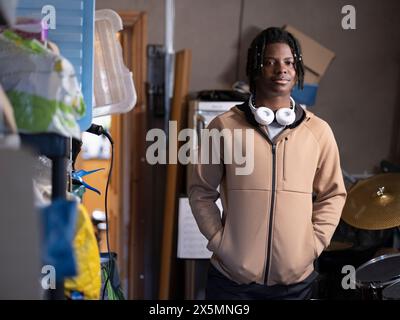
[248,95,296,126]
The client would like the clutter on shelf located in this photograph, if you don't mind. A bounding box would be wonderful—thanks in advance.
[0,30,86,138]
[64,204,101,300]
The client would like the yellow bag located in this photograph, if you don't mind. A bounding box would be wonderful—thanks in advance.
[64,204,101,299]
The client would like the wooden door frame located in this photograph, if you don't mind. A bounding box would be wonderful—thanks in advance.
[109,11,148,299]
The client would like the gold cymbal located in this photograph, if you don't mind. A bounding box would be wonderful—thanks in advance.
[341,173,400,230]
[325,241,353,251]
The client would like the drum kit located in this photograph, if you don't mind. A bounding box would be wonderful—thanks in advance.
[323,173,400,300]
[356,253,400,300]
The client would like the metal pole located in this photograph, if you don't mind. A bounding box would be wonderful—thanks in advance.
[164,0,175,136]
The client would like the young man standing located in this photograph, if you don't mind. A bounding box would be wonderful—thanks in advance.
[188,27,347,299]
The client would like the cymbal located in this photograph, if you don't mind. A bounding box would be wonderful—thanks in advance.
[341,173,400,230]
[325,241,353,251]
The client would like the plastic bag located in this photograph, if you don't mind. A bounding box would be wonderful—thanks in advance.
[0,30,85,138]
[100,252,125,300]
[64,205,101,300]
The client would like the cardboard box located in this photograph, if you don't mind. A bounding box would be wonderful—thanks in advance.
[283,25,335,84]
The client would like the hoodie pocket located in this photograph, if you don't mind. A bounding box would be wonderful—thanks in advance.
[206,228,224,253]
[280,135,318,193]
[308,221,318,259]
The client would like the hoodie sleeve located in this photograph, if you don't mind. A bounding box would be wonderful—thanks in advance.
[188,116,225,252]
[312,123,347,256]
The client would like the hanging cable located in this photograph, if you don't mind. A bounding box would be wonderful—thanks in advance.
[86,124,114,300]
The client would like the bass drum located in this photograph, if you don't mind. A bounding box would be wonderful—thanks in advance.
[382,279,400,300]
[356,253,400,300]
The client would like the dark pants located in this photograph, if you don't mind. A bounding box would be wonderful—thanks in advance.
[206,264,318,300]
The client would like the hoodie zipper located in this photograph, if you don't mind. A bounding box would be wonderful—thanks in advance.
[252,126,279,284]
[238,105,308,284]
[264,143,277,284]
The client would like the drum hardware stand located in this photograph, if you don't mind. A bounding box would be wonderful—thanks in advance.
[394,227,400,249]
[369,283,379,300]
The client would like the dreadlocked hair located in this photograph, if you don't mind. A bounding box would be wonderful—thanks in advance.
[246,27,304,93]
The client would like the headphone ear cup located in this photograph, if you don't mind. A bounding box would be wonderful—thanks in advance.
[276,108,295,126]
[255,107,274,125]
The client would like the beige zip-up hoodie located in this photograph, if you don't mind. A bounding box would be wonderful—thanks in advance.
[188,104,347,286]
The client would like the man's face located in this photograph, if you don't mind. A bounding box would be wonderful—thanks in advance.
[256,42,297,96]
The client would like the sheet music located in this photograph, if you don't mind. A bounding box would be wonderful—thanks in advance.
[177,197,222,259]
